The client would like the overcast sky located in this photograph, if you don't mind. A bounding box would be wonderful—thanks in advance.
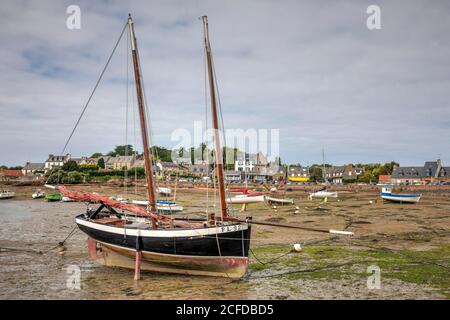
[1,0,449,167]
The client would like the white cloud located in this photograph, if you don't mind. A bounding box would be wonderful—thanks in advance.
[0,0,449,166]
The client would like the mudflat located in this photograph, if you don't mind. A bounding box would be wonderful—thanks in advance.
[0,184,448,299]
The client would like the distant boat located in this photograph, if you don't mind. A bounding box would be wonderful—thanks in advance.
[32,190,45,199]
[226,194,265,204]
[62,196,75,202]
[131,199,184,213]
[309,189,338,199]
[0,190,15,199]
[265,196,294,205]
[381,186,421,203]
[156,187,171,196]
[46,193,62,202]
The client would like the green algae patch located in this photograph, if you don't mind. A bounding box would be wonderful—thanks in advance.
[249,243,450,297]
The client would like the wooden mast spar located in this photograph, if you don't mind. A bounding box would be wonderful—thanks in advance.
[128,15,158,228]
[202,16,228,221]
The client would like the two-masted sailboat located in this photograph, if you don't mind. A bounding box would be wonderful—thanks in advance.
[54,15,251,278]
[51,15,352,279]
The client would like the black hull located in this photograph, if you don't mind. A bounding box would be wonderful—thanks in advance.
[76,215,251,258]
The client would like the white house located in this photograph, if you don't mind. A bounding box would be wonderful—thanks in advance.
[44,154,71,173]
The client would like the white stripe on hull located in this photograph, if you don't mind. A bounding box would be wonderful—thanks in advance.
[76,217,248,238]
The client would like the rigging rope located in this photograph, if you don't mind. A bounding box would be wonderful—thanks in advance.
[60,22,128,155]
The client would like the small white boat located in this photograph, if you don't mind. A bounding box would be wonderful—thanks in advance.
[61,196,75,202]
[381,187,421,203]
[226,194,265,204]
[0,190,15,199]
[156,187,172,196]
[265,196,294,205]
[309,190,338,199]
[32,190,45,199]
[130,199,184,213]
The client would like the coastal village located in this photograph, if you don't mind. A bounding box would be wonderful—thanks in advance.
[2,149,450,186]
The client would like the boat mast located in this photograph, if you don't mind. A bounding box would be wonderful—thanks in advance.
[202,16,228,220]
[322,147,326,184]
[128,15,158,227]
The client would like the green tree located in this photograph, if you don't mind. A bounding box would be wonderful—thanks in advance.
[67,171,83,183]
[309,165,324,182]
[61,160,79,172]
[97,158,105,169]
[152,146,172,162]
[113,145,134,156]
[90,152,103,158]
[380,161,399,175]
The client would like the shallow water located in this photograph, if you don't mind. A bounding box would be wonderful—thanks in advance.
[0,198,445,300]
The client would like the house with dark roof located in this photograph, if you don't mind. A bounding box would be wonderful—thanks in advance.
[390,159,450,184]
[189,164,210,176]
[22,162,45,176]
[287,164,310,182]
[225,171,242,183]
[324,165,362,184]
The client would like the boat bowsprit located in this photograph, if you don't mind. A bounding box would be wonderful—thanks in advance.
[380,187,421,203]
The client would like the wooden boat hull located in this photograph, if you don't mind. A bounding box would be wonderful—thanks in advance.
[87,238,249,278]
[76,215,251,278]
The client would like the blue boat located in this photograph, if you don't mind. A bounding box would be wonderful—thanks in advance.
[380,187,421,203]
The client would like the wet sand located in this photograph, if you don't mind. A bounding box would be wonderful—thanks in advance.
[0,184,449,299]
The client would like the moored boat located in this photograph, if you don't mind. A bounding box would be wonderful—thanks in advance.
[131,199,184,213]
[380,186,421,203]
[52,15,353,280]
[226,194,265,204]
[59,15,252,278]
[265,196,294,205]
[46,193,62,202]
[0,190,15,199]
[32,190,45,199]
[309,189,338,199]
[156,187,171,196]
